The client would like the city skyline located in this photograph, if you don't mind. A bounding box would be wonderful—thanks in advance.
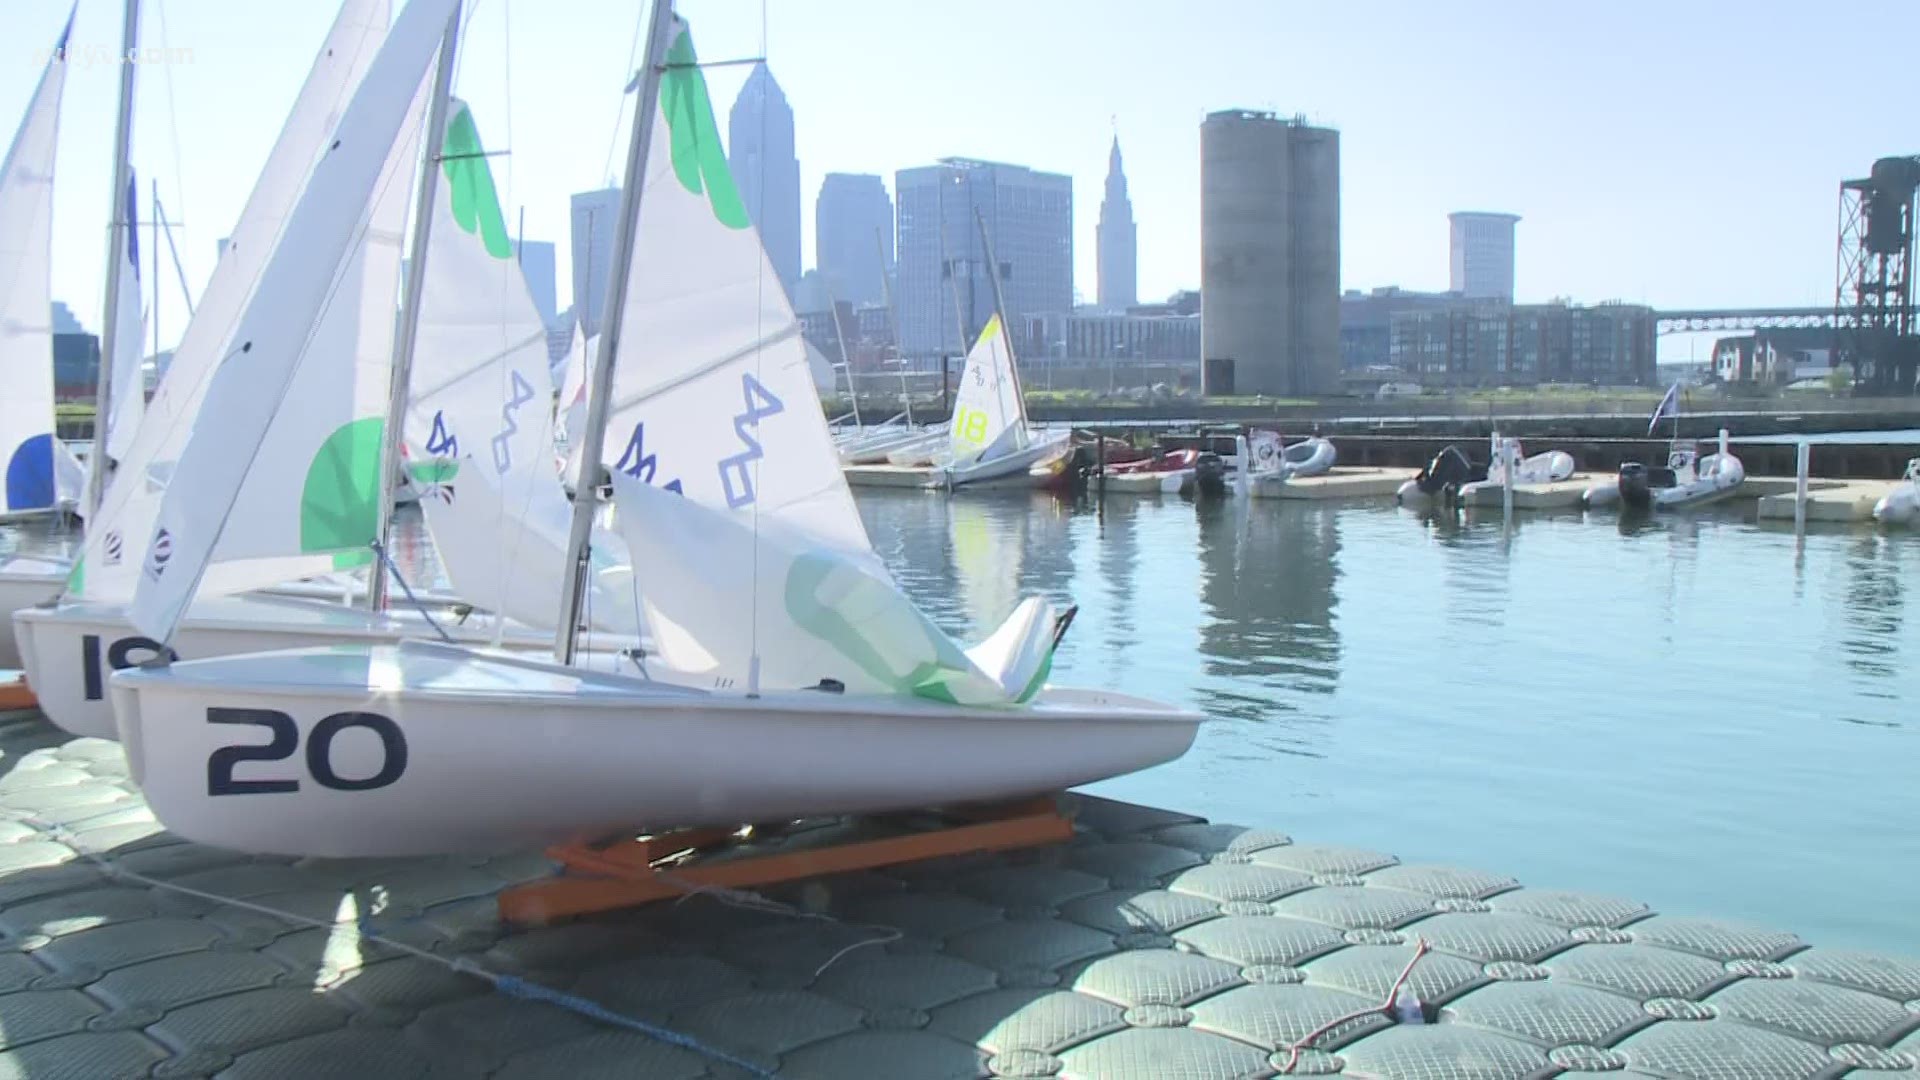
[9,0,1914,364]
[728,61,802,301]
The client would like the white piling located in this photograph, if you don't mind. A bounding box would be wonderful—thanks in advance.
[1501,437,1515,521]
[1795,440,1810,533]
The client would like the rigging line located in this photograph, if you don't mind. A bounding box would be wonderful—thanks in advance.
[602,4,648,187]
[153,0,189,281]
[500,0,513,216]
[371,537,454,643]
[747,0,772,694]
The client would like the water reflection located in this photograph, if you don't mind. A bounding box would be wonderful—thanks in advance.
[1193,499,1340,722]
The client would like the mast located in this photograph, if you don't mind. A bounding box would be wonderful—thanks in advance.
[875,225,909,424]
[973,206,1029,425]
[554,0,675,663]
[151,179,159,366]
[87,0,139,519]
[824,279,859,428]
[938,183,968,371]
[367,0,464,612]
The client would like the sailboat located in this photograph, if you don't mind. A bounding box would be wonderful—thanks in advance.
[0,13,80,668]
[15,0,625,740]
[106,0,1199,858]
[886,314,1072,486]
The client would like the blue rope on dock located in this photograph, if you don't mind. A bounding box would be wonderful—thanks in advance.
[485,970,776,1078]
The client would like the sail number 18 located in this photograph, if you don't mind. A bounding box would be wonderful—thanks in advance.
[953,406,990,449]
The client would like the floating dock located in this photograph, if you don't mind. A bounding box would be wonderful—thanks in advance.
[1250,467,1417,501]
[1459,474,1610,510]
[3,711,1910,1078]
[1756,479,1900,523]
[844,463,936,488]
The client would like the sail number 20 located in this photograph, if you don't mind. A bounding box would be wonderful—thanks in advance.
[953,406,990,449]
[206,707,408,795]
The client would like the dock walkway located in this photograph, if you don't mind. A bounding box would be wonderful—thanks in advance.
[0,710,1913,1078]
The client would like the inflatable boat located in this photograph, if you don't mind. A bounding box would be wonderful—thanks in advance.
[1458,437,1575,502]
[1396,444,1486,506]
[1594,440,1745,510]
[1872,458,1919,525]
[1248,432,1336,481]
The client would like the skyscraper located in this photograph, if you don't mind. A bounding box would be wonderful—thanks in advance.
[1449,211,1520,300]
[514,239,557,327]
[728,63,801,300]
[895,158,1072,359]
[569,188,620,335]
[1199,110,1340,397]
[815,173,893,308]
[1096,136,1137,311]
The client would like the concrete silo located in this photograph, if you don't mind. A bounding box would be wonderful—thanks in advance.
[1200,110,1340,397]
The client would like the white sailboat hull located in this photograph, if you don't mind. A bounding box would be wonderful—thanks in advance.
[933,430,1074,489]
[16,593,633,739]
[108,640,1203,857]
[0,562,67,668]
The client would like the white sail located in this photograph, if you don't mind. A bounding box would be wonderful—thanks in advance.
[129,0,454,642]
[105,169,145,463]
[594,22,876,568]
[613,473,1061,704]
[72,0,392,601]
[405,99,633,632]
[948,314,1027,465]
[599,21,1066,704]
[0,14,69,516]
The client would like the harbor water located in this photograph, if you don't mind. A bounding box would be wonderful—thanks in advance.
[857,491,1918,956]
[4,492,1915,956]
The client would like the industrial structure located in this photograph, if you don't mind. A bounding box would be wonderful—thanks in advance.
[1199,110,1340,397]
[1449,211,1520,300]
[1834,155,1919,393]
[894,157,1073,360]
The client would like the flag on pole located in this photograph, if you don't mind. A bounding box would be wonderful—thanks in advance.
[1648,381,1681,436]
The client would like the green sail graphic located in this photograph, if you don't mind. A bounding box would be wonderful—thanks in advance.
[441,103,513,258]
[300,417,384,568]
[661,28,750,230]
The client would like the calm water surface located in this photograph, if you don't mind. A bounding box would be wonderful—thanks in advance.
[5,495,1914,954]
[858,490,1918,956]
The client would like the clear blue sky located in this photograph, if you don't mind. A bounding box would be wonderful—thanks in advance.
[6,0,1916,362]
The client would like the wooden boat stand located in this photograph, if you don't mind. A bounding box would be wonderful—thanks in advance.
[0,675,37,712]
[497,795,1074,925]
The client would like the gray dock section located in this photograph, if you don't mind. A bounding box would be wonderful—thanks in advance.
[1,710,1915,1079]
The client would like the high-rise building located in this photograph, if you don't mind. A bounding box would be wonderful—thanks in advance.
[895,158,1072,359]
[1449,211,1520,300]
[1096,136,1137,311]
[569,188,620,335]
[1199,110,1340,397]
[815,173,893,308]
[514,239,557,327]
[729,63,802,299]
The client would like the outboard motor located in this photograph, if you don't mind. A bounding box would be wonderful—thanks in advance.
[1417,445,1485,496]
[1618,461,1653,510]
[1191,452,1228,498]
